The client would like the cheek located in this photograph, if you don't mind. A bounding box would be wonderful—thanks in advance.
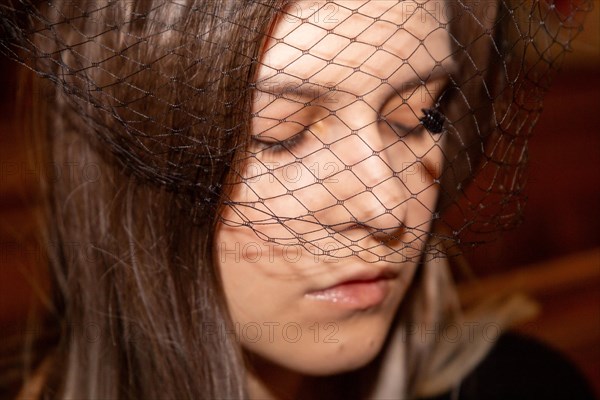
[214,220,312,325]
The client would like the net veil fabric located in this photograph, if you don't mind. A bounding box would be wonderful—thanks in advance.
[0,0,590,263]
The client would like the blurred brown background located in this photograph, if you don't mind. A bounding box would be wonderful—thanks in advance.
[462,6,600,395]
[1,3,599,398]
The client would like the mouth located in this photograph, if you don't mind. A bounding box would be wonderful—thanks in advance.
[305,269,398,310]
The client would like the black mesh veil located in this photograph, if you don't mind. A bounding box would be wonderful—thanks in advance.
[0,0,591,263]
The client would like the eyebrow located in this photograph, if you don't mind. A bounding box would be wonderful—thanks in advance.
[254,78,336,101]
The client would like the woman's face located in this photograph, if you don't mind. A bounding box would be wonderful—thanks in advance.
[215,0,453,375]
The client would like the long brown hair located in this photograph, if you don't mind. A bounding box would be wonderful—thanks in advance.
[28,1,280,398]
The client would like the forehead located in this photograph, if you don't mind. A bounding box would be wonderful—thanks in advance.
[256,0,453,95]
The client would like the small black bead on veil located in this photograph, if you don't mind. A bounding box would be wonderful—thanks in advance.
[420,107,445,134]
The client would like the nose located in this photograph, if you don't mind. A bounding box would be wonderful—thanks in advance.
[313,116,410,242]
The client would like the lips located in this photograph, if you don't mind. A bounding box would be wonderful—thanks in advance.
[305,268,398,309]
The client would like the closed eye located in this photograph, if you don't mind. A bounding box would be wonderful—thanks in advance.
[252,130,306,154]
[385,119,423,138]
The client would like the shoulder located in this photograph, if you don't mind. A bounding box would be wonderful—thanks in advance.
[459,332,595,400]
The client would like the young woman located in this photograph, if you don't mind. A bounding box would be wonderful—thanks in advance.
[1,0,594,398]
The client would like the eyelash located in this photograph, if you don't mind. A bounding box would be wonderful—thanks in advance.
[388,120,422,137]
[389,122,412,135]
[389,108,445,137]
[253,130,306,154]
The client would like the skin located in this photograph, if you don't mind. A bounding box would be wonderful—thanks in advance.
[214,1,455,398]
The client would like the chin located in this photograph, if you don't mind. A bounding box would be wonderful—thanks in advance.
[306,341,388,376]
[246,318,393,376]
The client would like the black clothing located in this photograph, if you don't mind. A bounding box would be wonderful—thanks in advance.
[425,333,596,400]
